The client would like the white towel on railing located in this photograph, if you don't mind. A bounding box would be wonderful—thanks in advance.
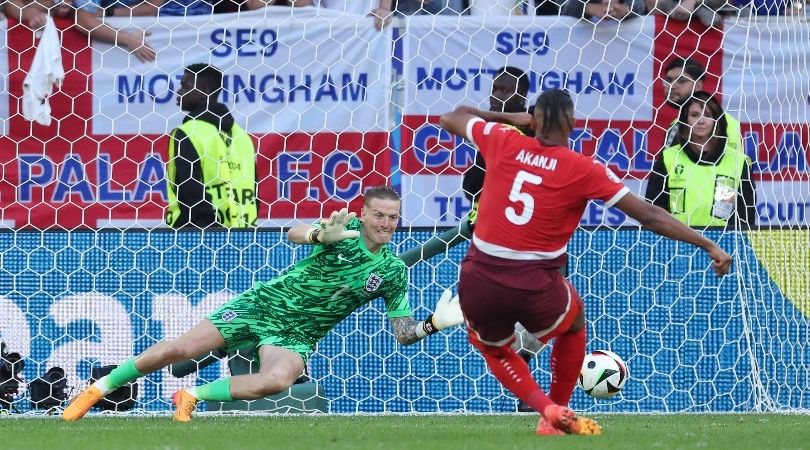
[22,16,64,126]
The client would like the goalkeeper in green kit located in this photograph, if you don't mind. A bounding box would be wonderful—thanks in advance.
[63,186,463,422]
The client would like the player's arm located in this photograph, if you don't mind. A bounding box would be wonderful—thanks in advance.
[389,290,463,345]
[288,208,360,245]
[614,193,732,276]
[288,223,321,245]
[398,221,472,267]
[439,106,531,138]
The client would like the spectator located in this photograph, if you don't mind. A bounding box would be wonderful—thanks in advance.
[647,0,725,27]
[534,0,562,15]
[75,0,221,62]
[745,0,807,15]
[562,0,646,21]
[74,0,157,62]
[468,0,525,14]
[463,66,533,209]
[645,91,757,230]
[214,0,312,15]
[105,0,211,16]
[398,66,534,270]
[4,0,75,29]
[394,0,465,15]
[318,0,394,29]
[165,64,258,229]
[660,57,742,151]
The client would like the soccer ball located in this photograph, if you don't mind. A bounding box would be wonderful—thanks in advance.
[578,350,628,399]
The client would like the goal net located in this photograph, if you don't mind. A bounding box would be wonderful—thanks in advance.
[0,6,808,414]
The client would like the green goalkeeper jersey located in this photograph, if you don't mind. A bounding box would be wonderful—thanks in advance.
[251,217,411,344]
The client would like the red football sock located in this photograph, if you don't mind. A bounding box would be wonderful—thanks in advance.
[476,339,554,414]
[549,326,586,406]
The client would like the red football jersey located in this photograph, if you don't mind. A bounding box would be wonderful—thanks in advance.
[466,118,629,259]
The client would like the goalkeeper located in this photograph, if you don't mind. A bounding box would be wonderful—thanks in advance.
[63,185,463,422]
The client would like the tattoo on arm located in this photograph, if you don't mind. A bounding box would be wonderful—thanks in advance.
[390,317,420,345]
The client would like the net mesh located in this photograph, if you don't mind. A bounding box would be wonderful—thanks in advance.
[0,6,808,414]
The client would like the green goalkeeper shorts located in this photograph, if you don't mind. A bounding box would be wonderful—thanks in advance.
[207,288,315,362]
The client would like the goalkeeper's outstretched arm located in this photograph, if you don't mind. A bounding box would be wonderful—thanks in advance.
[398,220,473,267]
[389,290,464,345]
[288,208,360,245]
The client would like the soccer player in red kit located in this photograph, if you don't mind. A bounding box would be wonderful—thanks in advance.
[440,89,732,436]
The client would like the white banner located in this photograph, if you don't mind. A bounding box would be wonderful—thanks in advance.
[0,20,8,136]
[401,174,470,227]
[402,15,655,121]
[723,18,810,124]
[91,8,391,134]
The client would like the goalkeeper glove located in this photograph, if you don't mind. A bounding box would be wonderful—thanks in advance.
[316,208,360,244]
[421,289,464,336]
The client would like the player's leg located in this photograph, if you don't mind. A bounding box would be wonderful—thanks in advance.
[172,344,305,422]
[467,330,556,414]
[512,323,545,412]
[63,319,226,421]
[459,264,558,419]
[230,344,305,398]
[136,319,227,374]
[167,348,227,378]
[170,288,283,421]
[521,280,599,435]
[543,281,586,407]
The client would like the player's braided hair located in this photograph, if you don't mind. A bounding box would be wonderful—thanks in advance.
[364,185,401,205]
[534,89,574,139]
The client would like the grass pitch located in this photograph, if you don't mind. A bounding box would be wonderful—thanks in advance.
[0,414,806,450]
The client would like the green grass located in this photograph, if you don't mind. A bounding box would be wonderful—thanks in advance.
[0,414,806,450]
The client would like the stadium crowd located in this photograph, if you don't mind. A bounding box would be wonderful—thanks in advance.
[2,0,808,50]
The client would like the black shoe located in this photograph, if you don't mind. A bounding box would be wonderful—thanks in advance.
[517,400,534,413]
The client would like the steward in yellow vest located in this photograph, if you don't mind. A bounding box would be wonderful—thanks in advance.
[645,92,757,230]
[165,64,258,229]
[462,67,534,228]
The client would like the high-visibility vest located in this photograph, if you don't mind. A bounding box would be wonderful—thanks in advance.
[166,120,257,228]
[662,143,748,227]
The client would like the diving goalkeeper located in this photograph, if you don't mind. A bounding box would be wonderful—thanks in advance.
[63,185,463,422]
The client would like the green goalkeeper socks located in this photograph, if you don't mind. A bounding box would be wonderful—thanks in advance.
[96,357,143,394]
[189,378,233,402]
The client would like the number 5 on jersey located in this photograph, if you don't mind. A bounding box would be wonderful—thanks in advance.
[506,170,543,225]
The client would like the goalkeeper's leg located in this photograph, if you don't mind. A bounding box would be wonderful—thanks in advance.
[168,348,227,378]
[173,344,305,422]
[63,319,226,421]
